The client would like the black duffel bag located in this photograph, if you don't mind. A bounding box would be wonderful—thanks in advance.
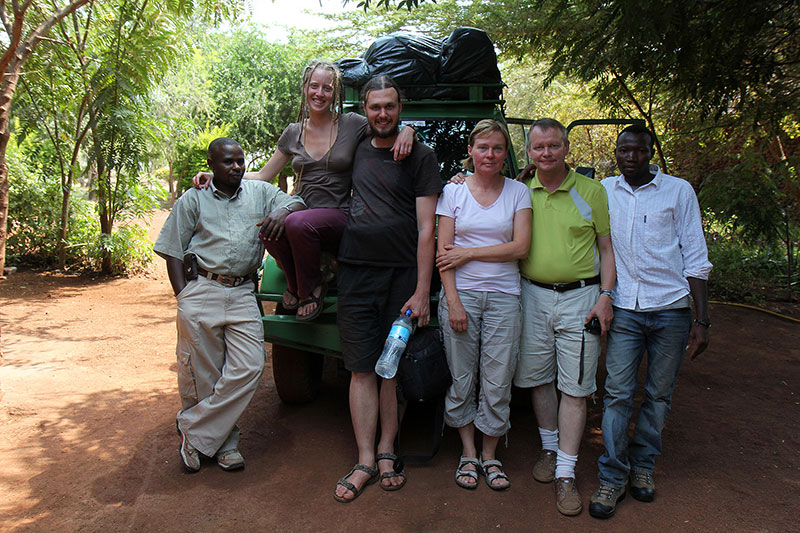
[397,327,451,403]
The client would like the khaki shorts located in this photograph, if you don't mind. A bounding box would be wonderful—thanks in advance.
[514,281,600,397]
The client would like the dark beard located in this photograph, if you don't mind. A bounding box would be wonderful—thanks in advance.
[374,125,399,138]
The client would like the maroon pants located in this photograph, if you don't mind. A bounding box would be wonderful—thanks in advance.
[263,208,347,300]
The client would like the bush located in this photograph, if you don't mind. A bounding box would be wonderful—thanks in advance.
[174,123,231,195]
[7,136,155,273]
[89,224,153,275]
[706,236,786,303]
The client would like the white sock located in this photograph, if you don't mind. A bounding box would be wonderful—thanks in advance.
[555,448,578,479]
[538,427,559,452]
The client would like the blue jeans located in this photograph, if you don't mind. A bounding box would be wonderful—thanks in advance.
[597,307,692,487]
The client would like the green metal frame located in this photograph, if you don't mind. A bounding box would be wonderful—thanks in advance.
[258,83,516,357]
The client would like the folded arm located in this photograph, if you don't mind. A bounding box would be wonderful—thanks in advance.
[436,208,532,271]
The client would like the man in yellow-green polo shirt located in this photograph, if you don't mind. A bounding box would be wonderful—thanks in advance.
[513,118,616,517]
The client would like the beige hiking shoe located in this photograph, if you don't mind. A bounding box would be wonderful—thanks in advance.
[555,477,583,516]
[589,484,626,519]
[630,469,655,502]
[533,449,557,483]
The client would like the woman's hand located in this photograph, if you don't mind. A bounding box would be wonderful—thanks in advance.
[192,171,213,189]
[391,125,415,161]
[436,244,472,271]
[447,297,468,332]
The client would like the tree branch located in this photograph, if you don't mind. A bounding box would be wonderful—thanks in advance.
[611,68,668,172]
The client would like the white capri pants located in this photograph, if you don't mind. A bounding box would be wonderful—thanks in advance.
[439,289,522,437]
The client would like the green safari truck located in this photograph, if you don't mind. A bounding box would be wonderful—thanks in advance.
[256,81,524,403]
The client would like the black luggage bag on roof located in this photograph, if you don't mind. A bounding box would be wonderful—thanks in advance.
[337,27,502,100]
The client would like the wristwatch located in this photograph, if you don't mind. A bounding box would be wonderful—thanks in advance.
[694,319,711,328]
[599,289,614,300]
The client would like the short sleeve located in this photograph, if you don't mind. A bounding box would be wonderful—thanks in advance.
[258,181,306,213]
[436,183,457,218]
[413,148,443,197]
[512,180,532,211]
[154,191,199,261]
[343,112,369,142]
[277,122,300,156]
[594,186,611,237]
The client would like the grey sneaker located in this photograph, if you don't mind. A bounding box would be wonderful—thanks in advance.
[178,430,200,472]
[589,484,626,519]
[555,477,583,516]
[532,449,557,483]
[630,469,655,502]
[216,449,245,471]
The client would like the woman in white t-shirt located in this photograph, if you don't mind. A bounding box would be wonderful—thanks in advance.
[436,119,532,491]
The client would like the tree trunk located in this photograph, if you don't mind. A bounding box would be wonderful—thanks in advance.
[168,159,175,203]
[100,208,113,274]
[0,75,19,277]
[0,0,94,276]
[0,140,9,278]
[786,216,794,303]
[611,70,669,173]
[57,178,72,270]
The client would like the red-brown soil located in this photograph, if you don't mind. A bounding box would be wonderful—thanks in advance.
[0,211,798,532]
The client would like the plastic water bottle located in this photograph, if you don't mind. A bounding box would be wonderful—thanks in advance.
[375,310,415,379]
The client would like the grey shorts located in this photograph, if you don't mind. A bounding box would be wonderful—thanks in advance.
[514,281,600,397]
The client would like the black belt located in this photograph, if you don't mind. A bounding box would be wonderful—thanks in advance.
[526,275,601,292]
[197,267,255,287]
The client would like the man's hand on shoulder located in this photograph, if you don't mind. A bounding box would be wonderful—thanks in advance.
[516,163,536,182]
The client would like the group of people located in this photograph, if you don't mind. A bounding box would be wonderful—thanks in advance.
[154,60,712,519]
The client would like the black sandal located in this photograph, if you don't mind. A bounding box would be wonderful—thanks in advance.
[297,284,327,322]
[282,290,299,310]
[377,452,407,491]
[333,463,378,503]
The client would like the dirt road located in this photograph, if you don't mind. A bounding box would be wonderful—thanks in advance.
[0,212,798,532]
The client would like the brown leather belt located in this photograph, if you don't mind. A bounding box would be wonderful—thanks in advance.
[526,275,601,292]
[197,267,255,287]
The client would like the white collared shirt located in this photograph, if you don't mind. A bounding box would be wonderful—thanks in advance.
[602,165,712,311]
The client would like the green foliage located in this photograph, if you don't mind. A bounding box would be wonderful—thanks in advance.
[174,122,231,195]
[705,236,786,303]
[89,224,154,275]
[7,136,154,272]
[210,31,310,163]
